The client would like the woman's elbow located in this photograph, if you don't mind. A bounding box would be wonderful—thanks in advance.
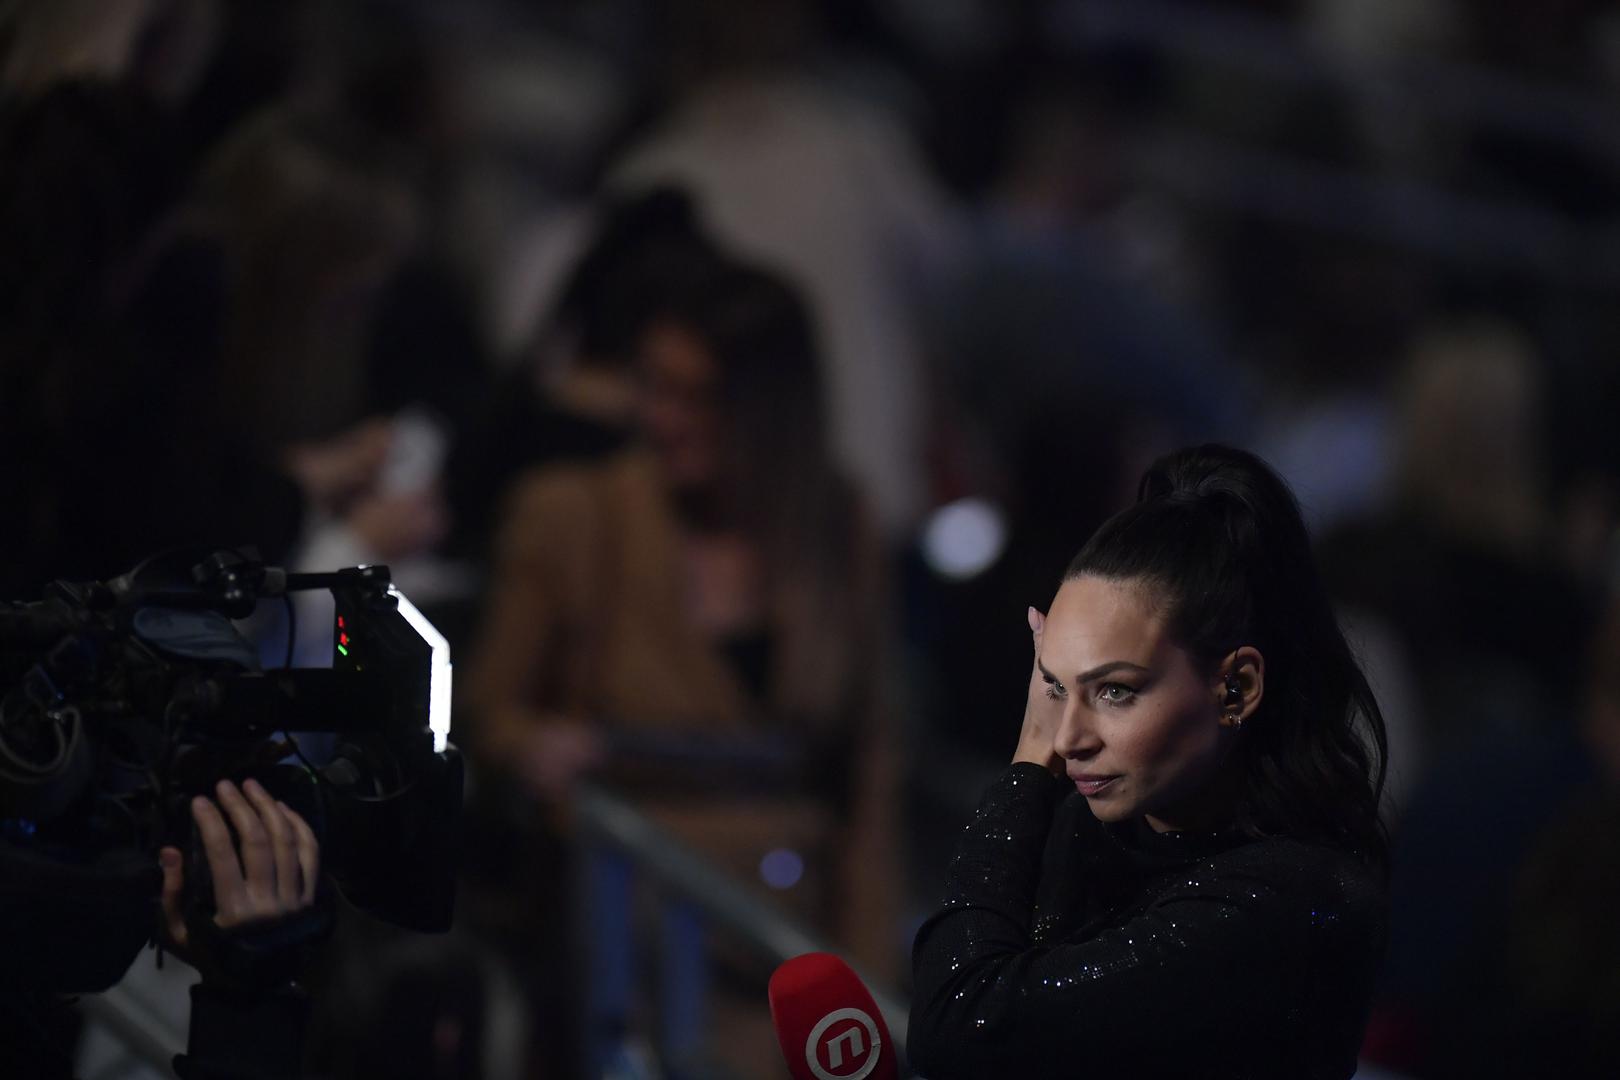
[906,1023,942,1078]
[905,998,961,1079]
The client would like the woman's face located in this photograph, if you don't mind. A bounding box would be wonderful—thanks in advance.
[1038,574,1242,832]
[636,320,721,489]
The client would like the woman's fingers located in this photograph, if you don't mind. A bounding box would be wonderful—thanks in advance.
[1014,606,1063,774]
[278,799,320,906]
[243,779,300,909]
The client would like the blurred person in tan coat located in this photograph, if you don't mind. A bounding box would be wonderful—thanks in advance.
[462,255,900,1068]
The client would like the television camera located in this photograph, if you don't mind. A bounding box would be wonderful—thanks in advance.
[0,548,462,993]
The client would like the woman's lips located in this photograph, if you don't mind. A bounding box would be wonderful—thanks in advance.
[1071,775,1121,796]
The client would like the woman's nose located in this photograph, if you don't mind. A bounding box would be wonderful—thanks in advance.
[1053,700,1102,760]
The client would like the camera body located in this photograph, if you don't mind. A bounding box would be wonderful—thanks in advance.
[0,548,462,992]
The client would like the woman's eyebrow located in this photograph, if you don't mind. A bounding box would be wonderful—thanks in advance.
[1073,660,1150,683]
[1035,658,1149,684]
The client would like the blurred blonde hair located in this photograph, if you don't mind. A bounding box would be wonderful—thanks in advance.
[0,0,155,95]
[198,110,418,447]
[1394,316,1545,551]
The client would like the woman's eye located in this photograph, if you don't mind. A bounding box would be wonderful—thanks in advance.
[1098,683,1136,705]
[1043,677,1067,700]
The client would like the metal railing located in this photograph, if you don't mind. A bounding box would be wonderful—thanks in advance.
[576,782,911,1078]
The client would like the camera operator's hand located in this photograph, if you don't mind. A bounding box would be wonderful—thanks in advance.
[158,779,319,953]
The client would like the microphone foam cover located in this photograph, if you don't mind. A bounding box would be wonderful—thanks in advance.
[768,952,897,1080]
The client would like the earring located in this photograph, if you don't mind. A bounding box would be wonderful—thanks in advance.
[1226,711,1243,729]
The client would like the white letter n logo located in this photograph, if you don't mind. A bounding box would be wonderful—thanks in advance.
[826,1026,864,1068]
[805,1007,882,1080]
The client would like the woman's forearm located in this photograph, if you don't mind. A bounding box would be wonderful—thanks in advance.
[908,763,1066,1070]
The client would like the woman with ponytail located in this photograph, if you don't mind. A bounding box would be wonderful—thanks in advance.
[909,445,1389,1079]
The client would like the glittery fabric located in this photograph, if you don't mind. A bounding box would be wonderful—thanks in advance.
[908,763,1388,1079]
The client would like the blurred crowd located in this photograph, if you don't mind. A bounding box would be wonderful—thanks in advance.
[3,1,1619,1077]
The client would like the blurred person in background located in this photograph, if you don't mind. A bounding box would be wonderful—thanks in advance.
[0,0,166,99]
[443,187,715,564]
[186,105,468,585]
[940,55,1242,455]
[1367,584,1620,1080]
[1347,318,1605,1078]
[611,0,961,538]
[197,111,417,451]
[1228,224,1432,538]
[1543,357,1620,595]
[463,255,897,1074]
[0,80,377,598]
[1320,317,1596,747]
[0,1,448,599]
[1446,586,1620,1080]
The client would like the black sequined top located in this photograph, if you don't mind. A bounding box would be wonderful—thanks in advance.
[909,764,1387,1079]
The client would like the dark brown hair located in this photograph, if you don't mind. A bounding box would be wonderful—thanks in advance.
[1067,444,1390,870]
[640,259,876,737]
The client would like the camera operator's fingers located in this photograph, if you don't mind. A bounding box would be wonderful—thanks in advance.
[158,846,189,949]
[213,780,277,917]
[278,800,320,907]
[243,779,299,909]
[191,795,248,918]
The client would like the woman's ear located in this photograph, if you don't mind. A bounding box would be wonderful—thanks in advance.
[1215,646,1265,728]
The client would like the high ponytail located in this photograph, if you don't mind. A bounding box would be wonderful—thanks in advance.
[1066,445,1390,871]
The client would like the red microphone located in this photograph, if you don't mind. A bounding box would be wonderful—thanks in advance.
[768,952,898,1080]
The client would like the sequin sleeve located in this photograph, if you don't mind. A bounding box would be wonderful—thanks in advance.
[907,767,1386,1079]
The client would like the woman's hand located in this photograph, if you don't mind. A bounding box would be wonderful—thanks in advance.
[1012,606,1063,776]
[344,483,450,561]
[283,418,393,514]
[513,720,609,802]
[158,779,320,952]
